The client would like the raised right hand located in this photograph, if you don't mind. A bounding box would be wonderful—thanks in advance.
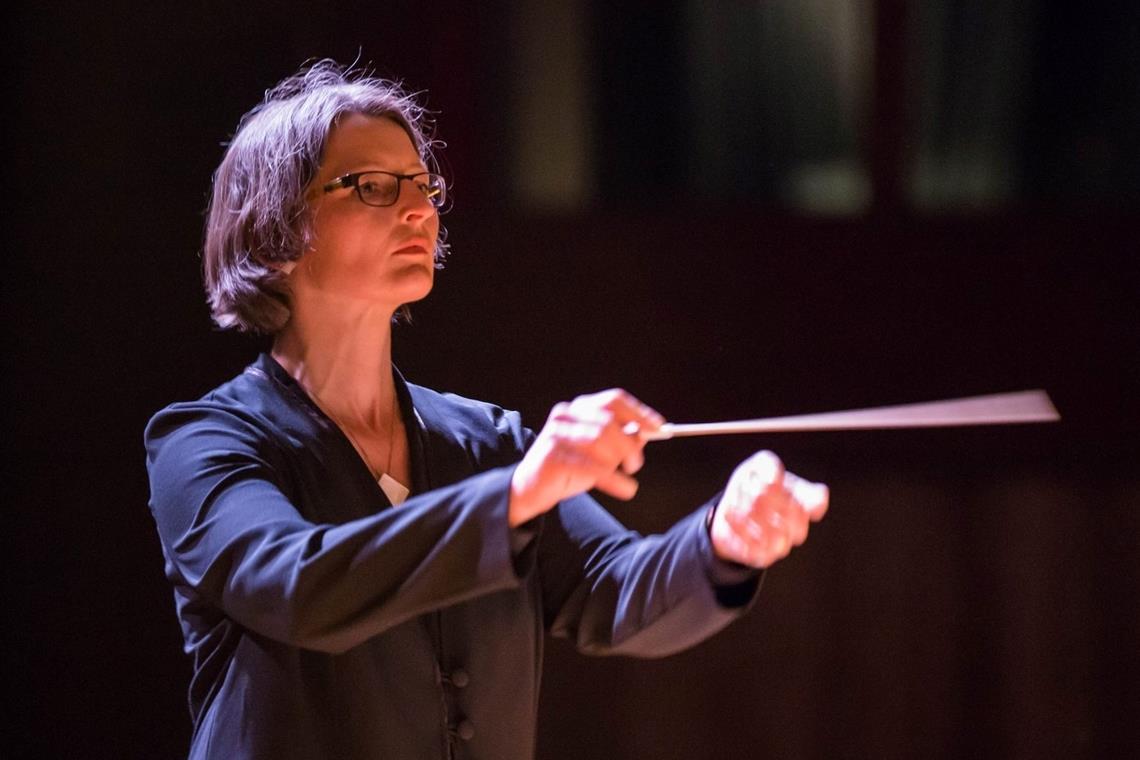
[508,389,664,526]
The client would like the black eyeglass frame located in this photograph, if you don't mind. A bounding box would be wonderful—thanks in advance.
[322,170,447,209]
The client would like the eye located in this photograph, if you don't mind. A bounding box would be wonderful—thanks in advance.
[358,178,383,196]
[355,173,397,204]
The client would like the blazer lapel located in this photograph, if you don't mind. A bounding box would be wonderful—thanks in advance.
[396,370,476,495]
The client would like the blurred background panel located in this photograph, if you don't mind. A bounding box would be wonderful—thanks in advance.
[910,1,1140,209]
[5,1,1137,758]
[506,0,874,213]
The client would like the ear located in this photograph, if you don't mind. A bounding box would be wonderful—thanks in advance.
[274,259,298,275]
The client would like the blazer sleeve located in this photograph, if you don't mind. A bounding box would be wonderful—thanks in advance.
[145,403,526,655]
[537,493,763,658]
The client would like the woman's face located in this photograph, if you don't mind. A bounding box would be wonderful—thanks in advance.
[292,113,440,312]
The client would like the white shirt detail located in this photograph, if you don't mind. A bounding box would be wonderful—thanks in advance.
[378,473,410,506]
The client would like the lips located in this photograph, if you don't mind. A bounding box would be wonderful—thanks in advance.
[392,239,432,255]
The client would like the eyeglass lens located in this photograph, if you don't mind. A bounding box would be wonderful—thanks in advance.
[357,172,446,208]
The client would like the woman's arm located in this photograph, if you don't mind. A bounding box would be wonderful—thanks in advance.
[538,491,763,658]
[510,389,827,657]
[146,404,527,655]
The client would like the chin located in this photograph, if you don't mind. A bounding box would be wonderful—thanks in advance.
[384,266,435,304]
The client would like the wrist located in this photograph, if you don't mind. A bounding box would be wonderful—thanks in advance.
[508,466,534,528]
[707,501,731,562]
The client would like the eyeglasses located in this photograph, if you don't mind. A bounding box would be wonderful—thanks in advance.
[322,171,447,209]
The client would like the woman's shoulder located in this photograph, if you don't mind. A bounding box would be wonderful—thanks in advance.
[406,382,513,421]
[144,354,322,457]
[404,382,533,454]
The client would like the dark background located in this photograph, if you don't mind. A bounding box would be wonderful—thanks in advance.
[6,2,1138,758]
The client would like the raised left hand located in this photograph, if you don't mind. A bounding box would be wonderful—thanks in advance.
[710,450,829,568]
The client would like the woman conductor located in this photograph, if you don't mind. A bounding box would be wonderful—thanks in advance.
[144,61,828,760]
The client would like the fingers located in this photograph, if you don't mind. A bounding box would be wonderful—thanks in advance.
[712,450,830,568]
[622,447,645,476]
[564,388,659,473]
[747,450,785,489]
[593,388,666,431]
[723,508,792,563]
[595,469,640,501]
[788,473,829,521]
[578,388,665,439]
[774,488,809,547]
[551,405,642,472]
[516,389,660,519]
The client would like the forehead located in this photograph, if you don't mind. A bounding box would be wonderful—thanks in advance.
[320,113,424,176]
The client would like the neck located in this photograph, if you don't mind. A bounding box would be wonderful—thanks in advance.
[271,290,399,429]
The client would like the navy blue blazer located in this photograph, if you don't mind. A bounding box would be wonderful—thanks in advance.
[144,353,761,759]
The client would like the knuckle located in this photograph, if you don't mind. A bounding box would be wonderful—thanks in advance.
[574,390,599,406]
[599,388,626,408]
[757,449,785,471]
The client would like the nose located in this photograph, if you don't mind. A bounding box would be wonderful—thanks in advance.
[398,178,438,222]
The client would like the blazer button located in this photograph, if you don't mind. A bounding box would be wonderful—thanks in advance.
[457,720,475,741]
[450,669,470,688]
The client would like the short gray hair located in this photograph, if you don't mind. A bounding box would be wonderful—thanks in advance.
[203,60,447,333]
